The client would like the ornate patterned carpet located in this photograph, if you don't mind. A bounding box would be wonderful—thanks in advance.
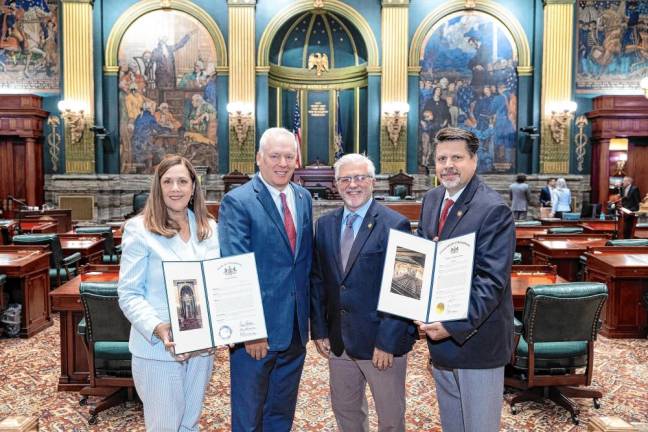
[0,316,646,431]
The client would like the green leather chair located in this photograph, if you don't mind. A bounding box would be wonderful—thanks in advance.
[505,282,608,425]
[12,233,82,288]
[547,227,584,234]
[514,220,542,227]
[75,226,120,264]
[561,212,581,221]
[78,282,133,425]
[605,239,648,247]
[513,252,522,265]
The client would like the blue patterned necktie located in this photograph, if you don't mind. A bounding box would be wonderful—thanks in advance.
[340,213,359,270]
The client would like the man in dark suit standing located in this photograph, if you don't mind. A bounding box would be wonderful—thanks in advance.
[311,153,417,432]
[621,176,641,211]
[539,177,556,207]
[218,128,313,432]
[416,127,515,432]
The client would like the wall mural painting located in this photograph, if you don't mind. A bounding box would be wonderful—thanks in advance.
[576,0,648,94]
[118,10,218,174]
[419,11,518,174]
[0,0,59,92]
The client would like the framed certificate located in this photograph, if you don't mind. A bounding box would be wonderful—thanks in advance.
[162,252,268,355]
[377,230,475,323]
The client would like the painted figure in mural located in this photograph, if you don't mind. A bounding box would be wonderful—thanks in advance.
[183,94,216,167]
[155,103,182,132]
[492,83,516,164]
[134,50,156,89]
[202,64,218,107]
[43,20,57,75]
[465,31,492,88]
[119,60,146,94]
[151,32,192,89]
[133,101,172,173]
[590,4,628,75]
[420,110,435,168]
[179,59,208,89]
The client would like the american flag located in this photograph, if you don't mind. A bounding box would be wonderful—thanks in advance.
[334,91,344,161]
[292,92,303,168]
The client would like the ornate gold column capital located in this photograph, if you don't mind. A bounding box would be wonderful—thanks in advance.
[543,0,575,5]
[382,0,409,6]
[227,0,256,6]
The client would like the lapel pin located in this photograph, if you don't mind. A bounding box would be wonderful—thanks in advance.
[367,223,373,229]
[457,210,463,218]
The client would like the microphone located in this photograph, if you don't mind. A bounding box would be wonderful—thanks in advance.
[7,195,28,209]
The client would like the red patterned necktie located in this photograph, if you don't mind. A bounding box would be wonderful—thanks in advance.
[438,198,455,236]
[280,192,297,253]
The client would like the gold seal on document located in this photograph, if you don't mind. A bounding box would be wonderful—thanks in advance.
[435,302,445,314]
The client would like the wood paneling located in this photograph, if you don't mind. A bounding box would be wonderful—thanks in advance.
[0,95,48,209]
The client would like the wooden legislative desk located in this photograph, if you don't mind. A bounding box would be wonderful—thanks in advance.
[511,265,567,311]
[19,220,58,233]
[50,265,119,391]
[538,218,582,226]
[635,225,648,239]
[0,245,51,337]
[58,234,105,264]
[515,226,561,264]
[0,219,17,244]
[4,209,72,233]
[579,220,618,237]
[205,201,220,220]
[530,234,611,281]
[584,247,648,338]
[383,201,421,221]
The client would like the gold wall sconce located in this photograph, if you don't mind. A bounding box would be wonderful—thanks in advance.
[227,102,254,147]
[546,101,577,145]
[383,102,409,147]
[640,77,648,98]
[57,100,88,144]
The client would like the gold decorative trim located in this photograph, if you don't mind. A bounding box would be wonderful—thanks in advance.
[544,0,575,4]
[329,90,336,165]
[367,66,382,75]
[278,12,309,67]
[258,0,379,68]
[517,66,534,76]
[256,66,271,74]
[269,64,367,89]
[355,86,360,153]
[104,0,227,72]
[409,0,531,70]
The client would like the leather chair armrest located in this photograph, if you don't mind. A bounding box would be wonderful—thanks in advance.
[514,316,523,335]
[62,252,82,267]
[77,317,86,337]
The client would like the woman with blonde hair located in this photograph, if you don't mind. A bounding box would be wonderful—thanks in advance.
[551,177,572,218]
[118,154,219,431]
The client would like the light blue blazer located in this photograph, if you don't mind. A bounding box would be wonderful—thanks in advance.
[118,211,220,361]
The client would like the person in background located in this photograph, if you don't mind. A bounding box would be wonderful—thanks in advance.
[551,177,572,219]
[415,127,515,432]
[620,176,641,211]
[118,155,220,431]
[218,127,313,432]
[311,153,417,432]
[509,174,531,220]
[539,177,555,208]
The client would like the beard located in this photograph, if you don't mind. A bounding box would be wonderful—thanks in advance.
[440,168,461,190]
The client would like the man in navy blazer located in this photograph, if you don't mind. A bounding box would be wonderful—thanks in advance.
[539,177,555,207]
[416,127,515,432]
[218,128,313,432]
[311,153,417,432]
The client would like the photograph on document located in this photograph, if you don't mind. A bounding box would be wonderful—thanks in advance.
[390,247,425,300]
[174,279,203,332]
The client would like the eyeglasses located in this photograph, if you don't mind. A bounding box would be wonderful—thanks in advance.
[336,175,373,185]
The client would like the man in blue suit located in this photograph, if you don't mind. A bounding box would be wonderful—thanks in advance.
[218,127,313,432]
[311,154,417,432]
[416,127,515,432]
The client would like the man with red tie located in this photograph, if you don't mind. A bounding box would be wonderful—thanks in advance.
[218,128,313,432]
[416,127,515,432]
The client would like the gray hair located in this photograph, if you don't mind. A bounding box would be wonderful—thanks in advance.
[556,178,568,189]
[258,127,298,154]
[333,153,376,179]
